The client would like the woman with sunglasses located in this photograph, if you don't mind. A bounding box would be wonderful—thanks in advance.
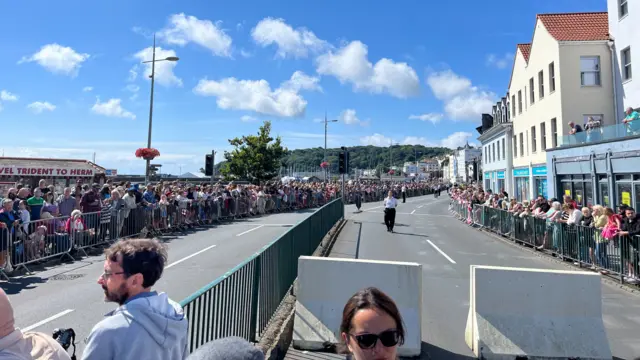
[340,287,405,360]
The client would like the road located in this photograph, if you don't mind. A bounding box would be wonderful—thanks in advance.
[329,195,640,360]
[2,205,343,355]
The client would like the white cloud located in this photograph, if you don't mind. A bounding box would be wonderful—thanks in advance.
[339,109,368,126]
[27,101,56,114]
[158,13,232,57]
[91,98,135,120]
[125,84,140,101]
[409,113,443,125]
[19,43,89,76]
[128,66,138,82]
[316,41,420,98]
[133,47,182,87]
[83,86,93,92]
[0,90,18,102]
[426,69,496,120]
[193,72,312,117]
[360,131,474,149]
[440,132,474,149]
[281,71,322,92]
[360,133,393,146]
[240,115,257,122]
[239,49,253,58]
[251,18,329,59]
[486,53,514,69]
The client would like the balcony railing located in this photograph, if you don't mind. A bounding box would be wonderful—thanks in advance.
[560,121,640,147]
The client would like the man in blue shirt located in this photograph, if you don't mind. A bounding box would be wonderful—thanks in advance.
[623,107,640,135]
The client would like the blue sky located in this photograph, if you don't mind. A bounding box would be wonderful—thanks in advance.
[0,0,607,175]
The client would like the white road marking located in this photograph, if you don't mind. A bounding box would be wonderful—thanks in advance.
[235,225,265,237]
[223,223,294,227]
[22,309,74,332]
[411,210,416,214]
[166,244,218,269]
[427,240,456,264]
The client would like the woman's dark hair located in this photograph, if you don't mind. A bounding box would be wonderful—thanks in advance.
[338,287,405,353]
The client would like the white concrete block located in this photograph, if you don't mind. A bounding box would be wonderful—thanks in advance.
[293,256,422,357]
[465,265,612,360]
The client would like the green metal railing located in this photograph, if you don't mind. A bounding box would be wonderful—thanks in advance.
[179,198,345,353]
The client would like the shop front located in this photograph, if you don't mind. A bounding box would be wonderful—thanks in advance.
[496,170,505,193]
[513,168,530,202]
[0,157,106,196]
[532,165,548,199]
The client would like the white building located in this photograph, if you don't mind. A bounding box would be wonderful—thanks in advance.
[403,162,418,174]
[478,99,514,194]
[609,0,638,114]
[451,143,482,184]
[508,12,613,201]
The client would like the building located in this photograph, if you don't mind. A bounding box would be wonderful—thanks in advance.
[508,12,613,201]
[609,0,638,114]
[450,143,482,184]
[477,98,514,195]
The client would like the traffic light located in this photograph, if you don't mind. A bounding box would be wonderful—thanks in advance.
[338,149,349,174]
[205,154,213,176]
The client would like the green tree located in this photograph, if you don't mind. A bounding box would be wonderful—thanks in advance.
[220,121,287,183]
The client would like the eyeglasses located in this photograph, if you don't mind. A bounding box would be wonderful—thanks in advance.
[349,330,399,349]
[101,271,125,280]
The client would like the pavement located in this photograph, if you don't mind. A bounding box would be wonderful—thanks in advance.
[320,195,640,360]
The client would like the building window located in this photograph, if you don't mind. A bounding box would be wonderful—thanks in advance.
[538,70,544,99]
[620,0,628,18]
[531,126,537,153]
[517,90,522,113]
[529,77,535,104]
[622,47,632,81]
[519,133,524,156]
[497,139,501,160]
[513,135,517,157]
[580,56,601,86]
[492,143,496,162]
[541,122,547,150]
[484,146,488,163]
[549,62,556,92]
[551,118,557,147]
[501,138,505,160]
[511,95,516,117]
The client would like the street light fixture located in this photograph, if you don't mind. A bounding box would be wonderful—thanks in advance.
[323,113,338,182]
[142,34,180,184]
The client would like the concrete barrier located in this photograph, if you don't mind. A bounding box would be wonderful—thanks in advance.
[293,256,422,357]
[464,265,612,360]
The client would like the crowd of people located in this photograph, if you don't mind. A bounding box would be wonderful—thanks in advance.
[0,177,441,277]
[449,184,640,284]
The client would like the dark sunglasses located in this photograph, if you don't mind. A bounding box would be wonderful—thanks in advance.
[350,329,399,349]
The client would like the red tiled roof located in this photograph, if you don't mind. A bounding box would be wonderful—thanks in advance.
[537,12,609,41]
[517,44,531,63]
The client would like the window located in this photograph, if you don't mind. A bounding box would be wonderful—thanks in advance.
[622,47,632,81]
[531,126,537,153]
[540,122,547,150]
[551,118,557,147]
[517,90,522,113]
[497,139,501,160]
[519,133,524,156]
[492,143,496,162]
[538,70,545,99]
[549,62,556,92]
[580,56,601,86]
[513,135,518,157]
[484,146,488,163]
[501,139,505,160]
[620,0,628,18]
[511,95,516,117]
[529,78,535,104]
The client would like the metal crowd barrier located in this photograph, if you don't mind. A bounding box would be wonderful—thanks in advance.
[0,192,338,279]
[179,198,345,353]
[450,203,640,286]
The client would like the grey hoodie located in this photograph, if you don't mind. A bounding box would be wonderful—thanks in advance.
[82,291,188,360]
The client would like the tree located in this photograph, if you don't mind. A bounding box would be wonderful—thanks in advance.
[220,121,287,184]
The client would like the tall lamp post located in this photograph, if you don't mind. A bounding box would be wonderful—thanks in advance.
[323,113,338,182]
[142,34,180,184]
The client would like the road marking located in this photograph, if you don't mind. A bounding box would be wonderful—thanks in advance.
[223,223,294,227]
[427,240,456,264]
[22,309,74,332]
[411,210,416,214]
[166,244,218,269]
[235,225,265,237]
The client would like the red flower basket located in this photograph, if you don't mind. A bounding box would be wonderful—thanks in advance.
[320,161,329,169]
[388,170,395,175]
[135,148,161,161]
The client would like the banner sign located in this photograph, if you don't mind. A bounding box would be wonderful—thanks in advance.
[105,169,118,176]
[0,165,95,177]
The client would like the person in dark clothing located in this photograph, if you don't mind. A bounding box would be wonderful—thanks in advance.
[619,207,640,283]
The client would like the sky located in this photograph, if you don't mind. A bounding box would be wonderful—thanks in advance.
[0,0,607,175]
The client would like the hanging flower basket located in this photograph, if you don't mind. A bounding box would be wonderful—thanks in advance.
[135,147,161,161]
[388,170,395,175]
[320,161,329,169]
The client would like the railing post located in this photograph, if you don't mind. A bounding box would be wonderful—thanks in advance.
[249,255,262,342]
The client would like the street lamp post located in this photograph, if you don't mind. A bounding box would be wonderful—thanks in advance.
[323,112,338,182]
[142,34,179,184]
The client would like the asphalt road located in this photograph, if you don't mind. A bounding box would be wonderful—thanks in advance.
[331,195,640,360]
[2,206,338,355]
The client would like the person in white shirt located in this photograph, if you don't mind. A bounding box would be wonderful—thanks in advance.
[384,191,398,232]
[401,185,407,203]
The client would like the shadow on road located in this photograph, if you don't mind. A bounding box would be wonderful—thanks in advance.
[420,341,475,360]
[0,276,47,295]
[391,232,428,238]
